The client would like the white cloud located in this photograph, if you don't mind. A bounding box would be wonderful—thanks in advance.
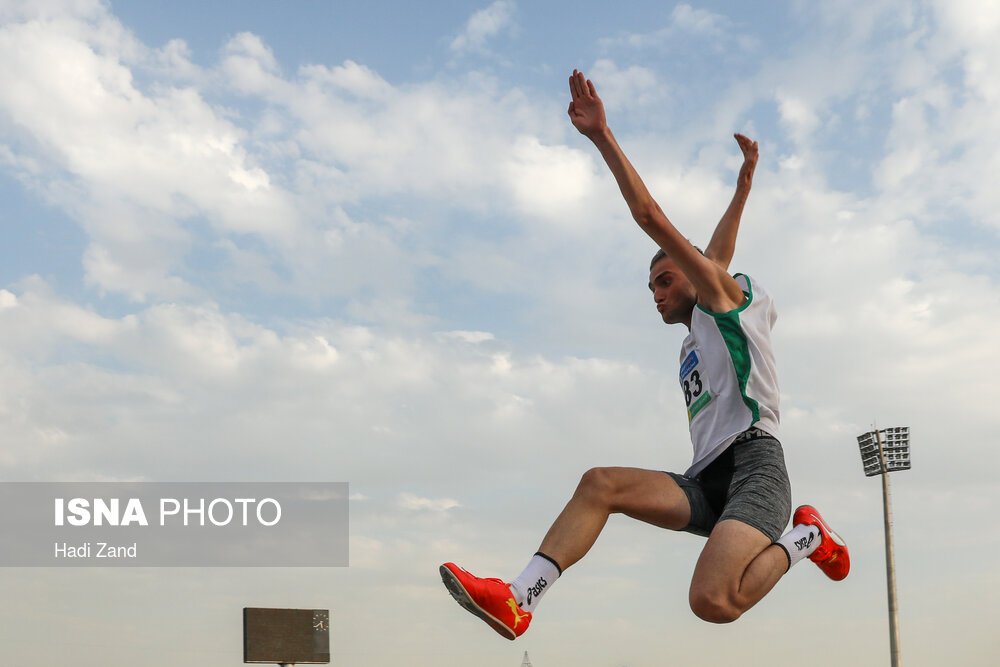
[502,135,598,221]
[299,60,393,101]
[449,0,516,54]
[670,3,730,37]
[0,6,560,303]
[0,289,17,308]
[776,89,820,143]
[588,59,668,112]
[0,12,305,300]
[152,38,203,82]
[0,274,674,503]
[0,275,135,353]
[599,3,754,52]
[437,330,495,344]
[397,493,460,512]
[220,31,285,96]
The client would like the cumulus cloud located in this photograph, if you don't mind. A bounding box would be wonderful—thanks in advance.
[775,89,821,144]
[436,330,495,344]
[599,3,756,53]
[501,135,599,221]
[588,59,668,112]
[299,60,394,101]
[449,0,516,54]
[0,11,304,301]
[0,289,17,308]
[0,2,584,305]
[861,1,1000,233]
[397,493,460,512]
[221,31,285,96]
[0,272,668,482]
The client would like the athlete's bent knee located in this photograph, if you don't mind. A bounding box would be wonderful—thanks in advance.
[576,467,617,506]
[689,590,743,624]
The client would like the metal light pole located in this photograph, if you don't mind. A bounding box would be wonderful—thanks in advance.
[856,426,910,667]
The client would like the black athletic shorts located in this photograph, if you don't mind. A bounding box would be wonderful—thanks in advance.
[666,428,792,542]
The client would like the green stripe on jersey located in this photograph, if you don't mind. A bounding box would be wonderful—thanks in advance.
[713,311,760,424]
[695,274,761,424]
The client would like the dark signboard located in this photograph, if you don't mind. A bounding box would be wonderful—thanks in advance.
[244,607,330,664]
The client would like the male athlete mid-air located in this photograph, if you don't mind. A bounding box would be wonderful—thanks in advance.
[440,69,849,640]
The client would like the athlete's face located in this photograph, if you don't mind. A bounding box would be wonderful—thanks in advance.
[648,256,696,327]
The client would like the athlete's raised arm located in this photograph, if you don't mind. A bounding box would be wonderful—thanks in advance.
[704,134,757,271]
[567,69,744,313]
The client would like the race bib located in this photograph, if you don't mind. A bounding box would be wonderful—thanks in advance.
[679,350,712,422]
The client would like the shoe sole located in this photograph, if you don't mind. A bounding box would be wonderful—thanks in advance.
[439,564,516,641]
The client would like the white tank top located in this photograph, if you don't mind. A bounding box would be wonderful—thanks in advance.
[678,274,780,476]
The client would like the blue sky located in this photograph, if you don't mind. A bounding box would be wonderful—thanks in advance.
[1,1,999,665]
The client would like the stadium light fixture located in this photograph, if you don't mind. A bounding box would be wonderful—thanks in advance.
[856,426,910,667]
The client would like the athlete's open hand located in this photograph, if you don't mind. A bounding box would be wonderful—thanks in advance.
[567,69,607,138]
[735,133,758,189]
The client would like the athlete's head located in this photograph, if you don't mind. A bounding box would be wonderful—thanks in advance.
[648,249,697,326]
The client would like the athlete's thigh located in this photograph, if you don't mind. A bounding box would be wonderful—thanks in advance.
[690,519,772,593]
[603,466,692,531]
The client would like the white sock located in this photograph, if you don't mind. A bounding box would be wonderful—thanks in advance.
[509,553,561,613]
[775,523,822,570]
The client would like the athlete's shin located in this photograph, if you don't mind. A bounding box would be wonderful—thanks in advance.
[537,467,617,569]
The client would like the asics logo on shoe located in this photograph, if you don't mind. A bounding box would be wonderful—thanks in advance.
[794,533,814,551]
[506,598,530,628]
[525,577,547,605]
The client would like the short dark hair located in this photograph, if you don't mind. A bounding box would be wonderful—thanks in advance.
[649,248,669,270]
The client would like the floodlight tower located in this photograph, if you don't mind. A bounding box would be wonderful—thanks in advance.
[856,426,910,667]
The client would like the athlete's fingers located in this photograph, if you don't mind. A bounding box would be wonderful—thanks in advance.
[576,70,589,98]
[587,79,598,98]
[569,70,582,99]
[735,133,758,158]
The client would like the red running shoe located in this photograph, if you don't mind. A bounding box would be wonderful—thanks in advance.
[439,562,531,640]
[793,505,850,581]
